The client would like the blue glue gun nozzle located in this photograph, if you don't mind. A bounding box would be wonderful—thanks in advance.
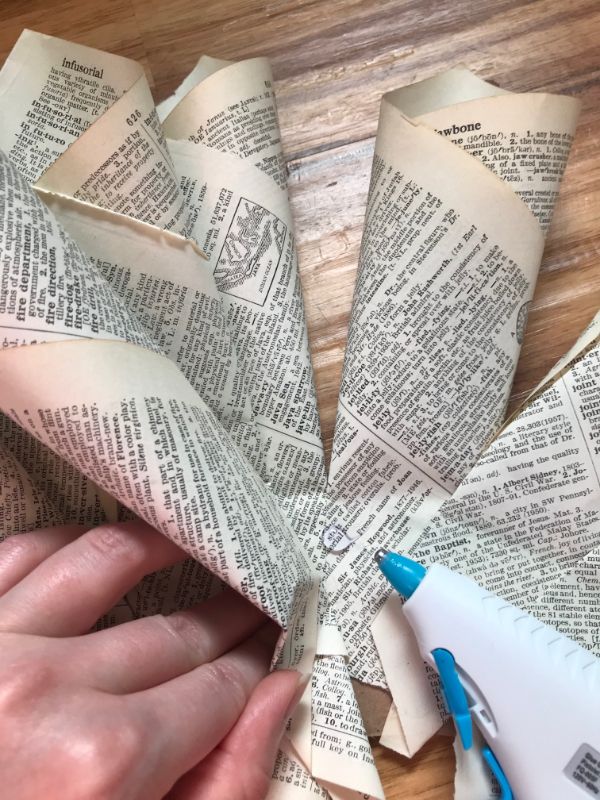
[375,549,427,598]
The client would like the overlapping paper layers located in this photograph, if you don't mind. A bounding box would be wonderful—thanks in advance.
[0,30,591,799]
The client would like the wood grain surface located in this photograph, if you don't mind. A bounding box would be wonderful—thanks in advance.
[1,1,598,796]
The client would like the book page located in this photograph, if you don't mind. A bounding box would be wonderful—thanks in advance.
[453,728,500,799]
[0,440,62,531]
[317,70,578,745]
[410,338,600,626]
[41,190,248,428]
[0,31,190,233]
[388,67,580,232]
[0,29,141,182]
[157,56,233,120]
[37,76,191,232]
[163,57,287,190]
[323,99,549,690]
[374,596,445,757]
[268,743,330,800]
[0,151,155,526]
[167,140,330,562]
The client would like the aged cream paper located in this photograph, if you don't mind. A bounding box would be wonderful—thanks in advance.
[0,29,588,800]
[373,595,444,757]
[0,29,141,182]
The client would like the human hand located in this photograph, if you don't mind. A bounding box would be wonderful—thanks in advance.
[0,522,304,800]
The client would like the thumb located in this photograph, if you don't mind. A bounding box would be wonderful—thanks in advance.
[168,669,307,800]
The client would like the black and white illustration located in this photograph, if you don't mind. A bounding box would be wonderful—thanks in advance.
[516,299,531,344]
[214,197,286,305]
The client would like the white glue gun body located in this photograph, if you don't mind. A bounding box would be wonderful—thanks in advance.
[376,551,600,799]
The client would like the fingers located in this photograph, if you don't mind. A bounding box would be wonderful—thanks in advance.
[85,589,268,693]
[132,624,279,782]
[0,526,84,596]
[167,670,305,800]
[0,522,186,636]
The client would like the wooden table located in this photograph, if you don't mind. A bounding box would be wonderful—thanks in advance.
[1,1,598,796]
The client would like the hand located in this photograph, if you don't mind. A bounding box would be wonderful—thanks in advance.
[0,522,304,800]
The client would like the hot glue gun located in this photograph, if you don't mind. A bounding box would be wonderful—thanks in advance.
[376,550,600,799]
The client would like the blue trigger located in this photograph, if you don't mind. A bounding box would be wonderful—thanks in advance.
[431,648,473,749]
[482,746,513,799]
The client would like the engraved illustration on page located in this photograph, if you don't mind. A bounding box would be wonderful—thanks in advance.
[214,197,286,305]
